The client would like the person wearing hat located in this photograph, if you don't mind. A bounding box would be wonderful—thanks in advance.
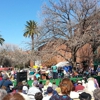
[27,81,40,100]
[75,80,85,92]
[22,80,29,94]
[43,87,53,100]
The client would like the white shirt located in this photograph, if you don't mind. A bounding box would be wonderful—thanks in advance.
[48,82,52,87]
[27,86,40,100]
[70,91,79,99]
[43,95,52,100]
[19,93,30,100]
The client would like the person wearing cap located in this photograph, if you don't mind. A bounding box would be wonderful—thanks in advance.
[43,87,53,100]
[27,80,40,100]
[22,80,29,94]
[75,80,85,92]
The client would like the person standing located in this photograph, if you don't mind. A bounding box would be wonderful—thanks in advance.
[51,65,58,79]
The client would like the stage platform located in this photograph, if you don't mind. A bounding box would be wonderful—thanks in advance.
[12,76,100,87]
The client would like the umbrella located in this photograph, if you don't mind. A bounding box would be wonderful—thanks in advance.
[56,61,71,67]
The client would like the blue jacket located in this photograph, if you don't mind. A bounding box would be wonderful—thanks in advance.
[0,79,13,93]
[50,93,72,100]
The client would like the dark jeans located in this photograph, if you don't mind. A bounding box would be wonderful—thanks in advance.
[53,72,58,79]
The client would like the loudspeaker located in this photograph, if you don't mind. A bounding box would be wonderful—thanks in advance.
[17,72,27,84]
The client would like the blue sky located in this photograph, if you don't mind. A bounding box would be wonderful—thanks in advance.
[0,0,47,49]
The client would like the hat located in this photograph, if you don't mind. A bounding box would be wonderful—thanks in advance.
[78,81,82,84]
[79,92,91,100]
[47,87,53,93]
[22,80,27,85]
[82,80,85,83]
[93,89,100,99]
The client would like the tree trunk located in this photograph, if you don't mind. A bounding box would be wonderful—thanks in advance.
[71,52,76,68]
[31,35,34,51]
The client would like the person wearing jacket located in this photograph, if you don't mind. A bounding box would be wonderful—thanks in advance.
[0,74,13,93]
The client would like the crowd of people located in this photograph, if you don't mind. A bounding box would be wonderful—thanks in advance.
[0,64,100,100]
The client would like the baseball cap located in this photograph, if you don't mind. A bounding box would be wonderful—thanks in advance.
[47,87,53,93]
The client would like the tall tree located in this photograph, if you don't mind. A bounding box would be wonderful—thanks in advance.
[23,20,37,50]
[0,35,5,45]
[0,44,29,67]
[36,0,100,66]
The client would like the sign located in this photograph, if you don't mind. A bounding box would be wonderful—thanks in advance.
[35,60,41,66]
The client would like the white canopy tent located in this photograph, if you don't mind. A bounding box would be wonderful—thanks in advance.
[56,61,71,67]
